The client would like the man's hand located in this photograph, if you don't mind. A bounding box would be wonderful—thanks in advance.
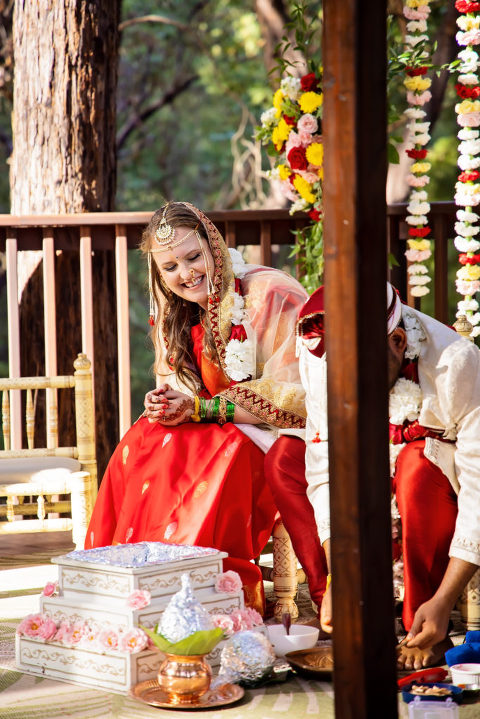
[320,583,333,634]
[404,596,451,651]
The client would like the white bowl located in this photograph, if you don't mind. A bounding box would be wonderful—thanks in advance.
[450,663,480,686]
[266,624,319,657]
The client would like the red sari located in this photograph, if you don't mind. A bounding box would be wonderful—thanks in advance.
[85,325,277,612]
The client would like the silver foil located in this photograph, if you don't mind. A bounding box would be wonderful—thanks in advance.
[157,573,214,643]
[65,541,218,567]
[218,630,276,684]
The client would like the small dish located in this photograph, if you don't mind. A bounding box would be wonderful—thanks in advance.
[450,663,480,687]
[266,624,319,657]
[130,679,244,710]
[285,645,333,679]
[401,682,463,704]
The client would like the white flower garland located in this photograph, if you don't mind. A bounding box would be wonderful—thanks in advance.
[224,248,255,381]
[388,307,426,477]
[403,0,434,298]
[454,4,480,338]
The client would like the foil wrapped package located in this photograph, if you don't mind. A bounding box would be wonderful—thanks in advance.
[66,541,218,567]
[218,630,276,685]
[157,573,215,643]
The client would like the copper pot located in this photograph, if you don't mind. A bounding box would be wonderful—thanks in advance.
[157,653,212,704]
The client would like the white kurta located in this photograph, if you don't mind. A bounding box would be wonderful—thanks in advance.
[302,307,480,568]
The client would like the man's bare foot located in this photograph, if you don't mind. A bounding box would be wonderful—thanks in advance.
[397,636,453,671]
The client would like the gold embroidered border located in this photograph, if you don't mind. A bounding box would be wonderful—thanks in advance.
[222,385,306,429]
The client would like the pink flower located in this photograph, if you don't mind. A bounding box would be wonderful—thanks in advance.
[405,249,431,262]
[457,29,480,46]
[406,174,430,187]
[37,616,57,640]
[458,112,480,127]
[126,589,151,610]
[70,622,87,645]
[403,5,430,20]
[215,570,243,594]
[298,170,320,184]
[456,279,480,294]
[119,628,148,654]
[79,629,101,650]
[53,621,73,644]
[212,614,235,637]
[242,607,263,627]
[98,628,119,650]
[298,130,314,146]
[42,581,58,597]
[17,614,47,638]
[297,113,318,135]
[406,90,432,106]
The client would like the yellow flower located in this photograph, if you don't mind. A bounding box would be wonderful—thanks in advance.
[457,99,480,114]
[273,89,284,119]
[406,0,431,6]
[278,164,291,180]
[271,118,291,150]
[305,142,324,167]
[407,239,431,251]
[403,76,432,93]
[293,175,316,204]
[410,162,431,174]
[457,265,480,281]
[299,91,323,114]
[464,17,480,31]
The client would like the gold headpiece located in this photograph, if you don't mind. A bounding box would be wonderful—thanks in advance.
[151,204,199,252]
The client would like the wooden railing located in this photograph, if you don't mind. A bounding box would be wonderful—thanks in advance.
[0,203,458,452]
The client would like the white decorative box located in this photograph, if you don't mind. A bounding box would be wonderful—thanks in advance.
[15,542,244,692]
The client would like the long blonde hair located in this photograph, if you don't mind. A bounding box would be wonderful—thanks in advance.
[140,203,217,392]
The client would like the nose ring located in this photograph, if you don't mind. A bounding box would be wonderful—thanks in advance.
[190,269,196,279]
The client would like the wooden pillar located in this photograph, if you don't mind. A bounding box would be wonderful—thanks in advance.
[323,2,398,718]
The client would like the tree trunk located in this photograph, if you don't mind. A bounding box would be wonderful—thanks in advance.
[11,0,121,477]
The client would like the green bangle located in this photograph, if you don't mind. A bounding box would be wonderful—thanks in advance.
[210,396,220,422]
[199,397,208,421]
[226,400,235,423]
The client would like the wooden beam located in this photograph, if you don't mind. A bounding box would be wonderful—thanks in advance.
[323,2,398,717]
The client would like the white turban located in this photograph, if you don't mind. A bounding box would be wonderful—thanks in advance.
[387,282,402,335]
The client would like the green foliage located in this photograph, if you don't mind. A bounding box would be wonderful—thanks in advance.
[289,221,324,294]
[142,626,225,655]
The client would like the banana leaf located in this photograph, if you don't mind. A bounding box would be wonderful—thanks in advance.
[142,626,225,656]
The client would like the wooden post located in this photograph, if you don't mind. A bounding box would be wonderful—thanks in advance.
[323,2,398,717]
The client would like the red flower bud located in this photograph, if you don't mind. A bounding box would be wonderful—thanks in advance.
[230,325,247,341]
[309,208,323,222]
[148,316,155,326]
[456,0,480,12]
[459,170,480,183]
[405,66,428,76]
[408,226,431,238]
[300,72,318,92]
[459,253,480,265]
[287,146,308,171]
[455,83,480,100]
[406,149,427,160]
[283,114,296,126]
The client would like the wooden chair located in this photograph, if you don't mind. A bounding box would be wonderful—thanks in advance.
[258,518,306,621]
[0,353,97,549]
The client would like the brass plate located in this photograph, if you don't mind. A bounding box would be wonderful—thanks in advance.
[285,646,334,679]
[130,680,245,710]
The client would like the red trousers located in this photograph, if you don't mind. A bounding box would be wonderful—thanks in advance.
[265,436,458,630]
[265,436,328,609]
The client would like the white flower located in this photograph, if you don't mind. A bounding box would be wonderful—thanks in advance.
[407,264,429,275]
[457,209,480,223]
[406,214,428,225]
[280,76,301,101]
[457,15,480,31]
[407,121,430,134]
[224,338,255,381]
[454,236,480,253]
[471,312,480,326]
[458,298,480,313]
[389,443,406,478]
[458,128,480,141]
[402,306,426,360]
[410,190,428,201]
[389,377,423,425]
[455,191,480,207]
[261,107,277,127]
[407,201,430,215]
[230,292,245,325]
[454,221,480,237]
[404,108,426,120]
[413,132,431,146]
[472,326,480,337]
[405,34,429,47]
[409,275,431,286]
[459,139,480,155]
[410,285,430,297]
[458,155,480,170]
[289,198,309,214]
[459,73,480,86]
[458,48,480,72]
[406,19,427,33]
[228,247,247,279]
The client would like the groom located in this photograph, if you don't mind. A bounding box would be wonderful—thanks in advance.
[266,283,480,669]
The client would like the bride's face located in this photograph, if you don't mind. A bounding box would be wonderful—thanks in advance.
[153,226,214,309]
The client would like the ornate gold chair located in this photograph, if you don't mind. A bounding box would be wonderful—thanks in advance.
[0,353,97,549]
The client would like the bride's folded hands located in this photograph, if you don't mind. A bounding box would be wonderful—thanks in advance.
[144,385,194,425]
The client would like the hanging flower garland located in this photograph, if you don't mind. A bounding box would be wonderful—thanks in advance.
[454,0,480,337]
[403,0,434,298]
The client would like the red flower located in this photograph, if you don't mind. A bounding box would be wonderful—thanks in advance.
[287,146,308,171]
[459,170,480,183]
[455,83,480,100]
[406,149,427,160]
[405,66,428,77]
[389,424,404,445]
[283,114,296,126]
[230,325,247,341]
[459,253,480,265]
[300,72,318,92]
[408,226,431,238]
[455,0,480,11]
[309,208,323,222]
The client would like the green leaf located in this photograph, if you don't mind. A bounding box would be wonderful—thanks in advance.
[388,142,400,165]
[388,252,400,268]
[141,627,225,656]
